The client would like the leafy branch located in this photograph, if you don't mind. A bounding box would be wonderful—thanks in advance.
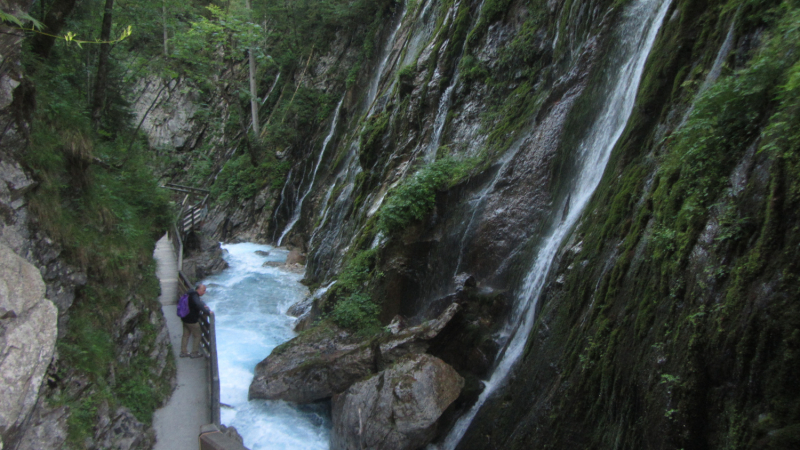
[1,10,132,48]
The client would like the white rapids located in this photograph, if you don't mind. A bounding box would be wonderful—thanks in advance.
[201,243,330,450]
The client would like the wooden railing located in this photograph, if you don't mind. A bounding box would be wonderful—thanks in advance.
[163,183,210,242]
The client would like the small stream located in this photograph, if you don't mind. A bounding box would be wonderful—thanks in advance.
[201,243,331,450]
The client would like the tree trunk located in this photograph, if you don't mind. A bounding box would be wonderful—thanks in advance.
[162,0,169,56]
[246,0,259,135]
[91,0,115,127]
[30,0,78,60]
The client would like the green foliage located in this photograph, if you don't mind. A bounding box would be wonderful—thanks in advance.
[330,292,382,332]
[516,1,800,447]
[359,112,391,169]
[378,157,472,234]
[466,0,513,48]
[66,393,103,447]
[397,64,416,97]
[327,248,384,333]
[171,5,264,91]
[58,313,114,378]
[26,66,173,275]
[459,54,489,83]
[0,9,43,29]
[117,356,171,423]
[211,149,291,204]
[649,0,797,278]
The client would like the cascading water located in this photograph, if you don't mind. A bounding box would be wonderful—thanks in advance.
[423,0,485,163]
[307,3,410,271]
[440,0,672,446]
[400,0,436,67]
[202,243,330,450]
[278,97,344,246]
[271,168,293,242]
[309,182,338,246]
[366,1,407,116]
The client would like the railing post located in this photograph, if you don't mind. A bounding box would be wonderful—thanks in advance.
[198,308,220,427]
[209,312,220,426]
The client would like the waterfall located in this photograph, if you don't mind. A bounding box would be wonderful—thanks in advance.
[271,168,293,242]
[261,72,281,105]
[425,82,456,163]
[309,182,338,246]
[440,0,672,447]
[423,0,487,163]
[366,1,408,116]
[278,98,345,246]
[308,3,409,267]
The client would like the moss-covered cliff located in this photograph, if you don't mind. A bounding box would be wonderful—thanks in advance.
[245,0,800,447]
[457,0,800,447]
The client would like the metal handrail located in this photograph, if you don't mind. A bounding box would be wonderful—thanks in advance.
[173,246,221,429]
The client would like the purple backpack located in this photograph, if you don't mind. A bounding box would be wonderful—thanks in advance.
[177,293,190,318]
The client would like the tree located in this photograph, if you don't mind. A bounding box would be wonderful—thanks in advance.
[30,0,79,59]
[91,0,115,126]
[245,0,259,135]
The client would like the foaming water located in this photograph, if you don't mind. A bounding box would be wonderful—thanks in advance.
[202,243,330,450]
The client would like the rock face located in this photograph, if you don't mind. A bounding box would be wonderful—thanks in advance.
[0,243,56,449]
[131,77,200,150]
[249,303,460,403]
[330,354,464,450]
[90,403,153,450]
[182,230,229,280]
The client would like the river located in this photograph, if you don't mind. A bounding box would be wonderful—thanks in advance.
[201,242,331,450]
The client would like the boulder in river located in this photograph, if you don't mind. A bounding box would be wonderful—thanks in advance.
[330,353,464,450]
[248,303,460,403]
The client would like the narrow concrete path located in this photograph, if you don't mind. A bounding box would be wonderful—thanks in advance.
[152,234,209,450]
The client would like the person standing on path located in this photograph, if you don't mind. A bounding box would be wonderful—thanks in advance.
[181,283,211,358]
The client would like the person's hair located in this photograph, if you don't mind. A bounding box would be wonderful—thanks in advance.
[195,282,205,290]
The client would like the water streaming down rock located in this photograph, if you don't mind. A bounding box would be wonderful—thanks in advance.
[424,0,486,163]
[366,1,408,116]
[451,138,526,277]
[305,2,415,276]
[277,97,345,246]
[309,182,338,246]
[400,0,437,68]
[271,168,293,242]
[202,243,330,450]
[261,73,281,105]
[440,0,673,446]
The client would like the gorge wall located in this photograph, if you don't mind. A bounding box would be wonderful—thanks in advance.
[1,0,794,447]
[153,0,800,447]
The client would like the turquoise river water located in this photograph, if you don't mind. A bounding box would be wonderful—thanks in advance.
[201,242,331,450]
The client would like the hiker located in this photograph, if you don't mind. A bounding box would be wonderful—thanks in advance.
[179,283,211,358]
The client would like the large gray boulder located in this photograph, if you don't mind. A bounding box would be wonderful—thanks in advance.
[248,303,460,403]
[0,243,57,449]
[330,353,464,450]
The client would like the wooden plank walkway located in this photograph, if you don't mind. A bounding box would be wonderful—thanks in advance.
[152,234,209,450]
